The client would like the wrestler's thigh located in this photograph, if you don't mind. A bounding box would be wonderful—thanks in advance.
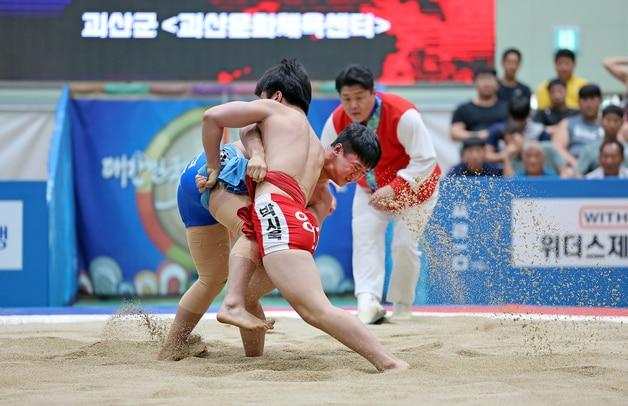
[186,224,229,279]
[209,185,249,235]
[262,250,330,309]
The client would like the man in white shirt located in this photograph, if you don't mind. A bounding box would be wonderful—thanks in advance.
[586,140,628,179]
[321,64,440,324]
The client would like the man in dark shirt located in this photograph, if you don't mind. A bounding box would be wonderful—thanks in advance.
[448,137,507,177]
[532,78,579,133]
[450,67,509,141]
[497,48,532,102]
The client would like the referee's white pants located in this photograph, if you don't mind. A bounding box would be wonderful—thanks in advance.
[351,185,439,305]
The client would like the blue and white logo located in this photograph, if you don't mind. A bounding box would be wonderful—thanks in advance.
[0,225,7,250]
[0,201,23,270]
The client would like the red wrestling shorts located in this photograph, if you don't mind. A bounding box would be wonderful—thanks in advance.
[238,171,320,257]
[249,193,320,257]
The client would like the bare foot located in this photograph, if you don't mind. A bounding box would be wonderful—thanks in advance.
[157,344,177,361]
[381,359,410,373]
[157,334,207,361]
[217,303,275,331]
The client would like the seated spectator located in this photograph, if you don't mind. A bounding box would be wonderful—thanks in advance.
[450,67,508,141]
[553,84,604,167]
[536,49,587,110]
[511,141,559,177]
[448,137,509,177]
[485,96,552,159]
[585,140,628,178]
[495,126,568,176]
[487,95,550,147]
[577,104,628,175]
[531,78,579,133]
[497,48,531,102]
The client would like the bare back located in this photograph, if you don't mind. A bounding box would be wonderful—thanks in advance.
[255,102,324,202]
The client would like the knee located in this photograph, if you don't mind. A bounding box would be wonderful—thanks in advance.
[294,304,331,327]
[297,309,320,327]
[196,272,227,291]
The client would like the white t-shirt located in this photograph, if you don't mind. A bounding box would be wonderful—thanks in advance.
[585,166,628,179]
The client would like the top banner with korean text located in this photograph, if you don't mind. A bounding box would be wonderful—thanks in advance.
[0,0,494,83]
[70,97,348,297]
[423,178,628,307]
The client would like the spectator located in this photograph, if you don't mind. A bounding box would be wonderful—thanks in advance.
[448,137,509,176]
[495,126,567,176]
[511,141,559,177]
[485,96,553,161]
[487,96,550,147]
[497,48,531,102]
[321,64,440,324]
[585,140,628,178]
[535,49,587,110]
[553,84,604,167]
[577,105,628,175]
[532,78,579,133]
[602,56,628,141]
[450,67,508,141]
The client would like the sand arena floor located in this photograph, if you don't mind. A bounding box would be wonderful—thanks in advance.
[1,311,627,405]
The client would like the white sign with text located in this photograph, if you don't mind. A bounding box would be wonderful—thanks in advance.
[512,198,628,268]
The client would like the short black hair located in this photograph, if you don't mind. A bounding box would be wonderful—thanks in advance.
[502,48,522,62]
[255,58,312,114]
[547,78,566,91]
[503,124,524,135]
[331,123,381,169]
[473,66,497,80]
[600,139,624,158]
[602,104,624,119]
[508,96,531,120]
[335,64,374,93]
[462,136,486,151]
[578,84,602,99]
[555,49,576,63]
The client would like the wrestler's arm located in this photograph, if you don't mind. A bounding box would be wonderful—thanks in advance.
[240,124,268,182]
[231,140,247,157]
[306,181,335,226]
[202,100,275,185]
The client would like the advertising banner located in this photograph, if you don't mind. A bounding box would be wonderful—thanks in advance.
[70,98,628,306]
[71,98,344,297]
[1,0,495,83]
[0,182,49,307]
[424,178,628,307]
[512,199,628,268]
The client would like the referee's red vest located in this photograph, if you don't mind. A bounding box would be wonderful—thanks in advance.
[331,92,415,190]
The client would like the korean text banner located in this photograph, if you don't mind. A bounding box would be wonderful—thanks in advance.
[70,98,345,297]
[424,178,628,307]
[1,0,494,83]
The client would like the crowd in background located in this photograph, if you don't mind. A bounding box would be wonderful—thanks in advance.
[447,49,628,179]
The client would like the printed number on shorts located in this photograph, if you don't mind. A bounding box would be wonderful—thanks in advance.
[295,211,319,251]
[295,211,314,233]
